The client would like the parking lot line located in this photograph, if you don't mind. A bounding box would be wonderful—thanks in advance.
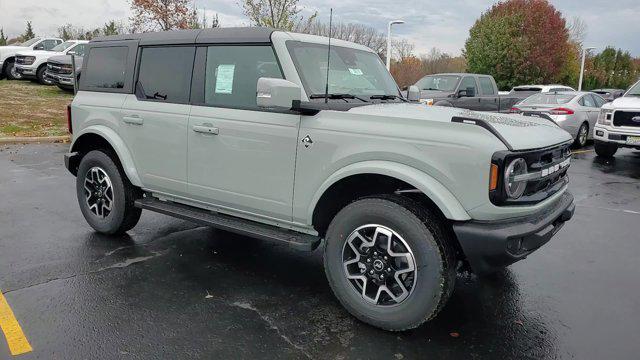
[572,149,594,154]
[0,291,32,356]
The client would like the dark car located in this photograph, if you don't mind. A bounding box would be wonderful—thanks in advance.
[409,73,524,112]
[590,88,625,102]
[44,52,83,92]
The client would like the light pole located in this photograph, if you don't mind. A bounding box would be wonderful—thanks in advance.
[386,20,405,71]
[578,46,596,91]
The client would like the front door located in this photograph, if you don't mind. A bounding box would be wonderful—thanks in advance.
[120,46,195,197]
[187,44,299,222]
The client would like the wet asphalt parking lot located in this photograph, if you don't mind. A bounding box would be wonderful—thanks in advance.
[0,143,639,359]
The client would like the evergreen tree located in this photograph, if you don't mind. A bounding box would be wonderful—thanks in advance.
[0,28,7,46]
[23,21,35,40]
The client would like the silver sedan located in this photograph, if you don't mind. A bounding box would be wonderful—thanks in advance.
[511,91,607,147]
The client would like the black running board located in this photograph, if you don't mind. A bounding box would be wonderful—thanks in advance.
[135,197,321,251]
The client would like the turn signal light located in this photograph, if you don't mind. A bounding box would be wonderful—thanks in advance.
[489,163,499,191]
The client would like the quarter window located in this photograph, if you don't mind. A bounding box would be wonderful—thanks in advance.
[479,77,495,95]
[83,46,128,89]
[136,46,195,103]
[204,45,283,109]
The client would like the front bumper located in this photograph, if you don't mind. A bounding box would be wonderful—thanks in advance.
[45,71,74,86]
[453,191,574,274]
[593,125,640,148]
[15,65,37,76]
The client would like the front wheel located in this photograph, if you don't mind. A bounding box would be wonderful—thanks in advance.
[76,150,142,235]
[324,195,456,331]
[37,65,53,85]
[5,61,23,80]
[594,141,618,158]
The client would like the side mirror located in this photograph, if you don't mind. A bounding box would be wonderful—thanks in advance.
[257,77,301,110]
[407,85,420,102]
[458,87,475,97]
[67,50,76,55]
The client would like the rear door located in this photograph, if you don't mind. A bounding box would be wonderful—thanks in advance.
[120,46,195,197]
[578,94,600,136]
[478,76,499,111]
[186,44,300,221]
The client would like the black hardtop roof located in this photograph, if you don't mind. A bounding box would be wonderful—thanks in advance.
[90,27,275,46]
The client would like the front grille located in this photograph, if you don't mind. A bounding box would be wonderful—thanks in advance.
[15,56,25,65]
[613,111,640,127]
[47,63,72,75]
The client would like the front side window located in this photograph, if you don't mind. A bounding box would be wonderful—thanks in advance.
[69,44,86,57]
[479,77,495,95]
[40,40,59,51]
[83,46,128,89]
[204,45,283,109]
[287,41,399,99]
[415,75,460,92]
[51,41,75,52]
[459,77,478,94]
[136,46,195,103]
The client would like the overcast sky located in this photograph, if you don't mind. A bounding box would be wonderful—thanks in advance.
[1,0,638,57]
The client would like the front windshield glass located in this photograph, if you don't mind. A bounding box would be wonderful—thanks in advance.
[19,38,41,47]
[521,93,575,105]
[626,81,640,97]
[287,41,399,99]
[414,75,460,91]
[51,41,74,52]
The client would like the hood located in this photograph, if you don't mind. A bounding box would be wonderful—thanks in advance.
[0,45,28,56]
[347,103,572,151]
[607,96,640,109]
[15,50,62,58]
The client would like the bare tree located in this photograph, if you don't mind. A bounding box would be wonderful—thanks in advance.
[300,20,387,56]
[129,0,193,32]
[568,16,587,47]
[241,0,316,31]
[420,47,466,74]
[392,38,414,60]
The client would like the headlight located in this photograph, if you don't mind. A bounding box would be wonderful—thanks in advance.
[504,158,528,199]
[597,109,613,125]
[23,56,35,65]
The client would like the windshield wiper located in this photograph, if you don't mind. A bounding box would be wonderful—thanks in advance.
[309,93,369,102]
[369,94,408,102]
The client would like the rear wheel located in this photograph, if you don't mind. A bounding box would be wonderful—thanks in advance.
[324,195,456,331]
[76,150,142,235]
[36,65,53,85]
[594,141,618,158]
[574,122,589,148]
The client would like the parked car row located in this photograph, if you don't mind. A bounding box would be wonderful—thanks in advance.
[0,37,85,92]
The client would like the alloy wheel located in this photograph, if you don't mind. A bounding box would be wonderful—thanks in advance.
[10,65,22,80]
[342,224,417,306]
[83,167,114,218]
[579,124,588,146]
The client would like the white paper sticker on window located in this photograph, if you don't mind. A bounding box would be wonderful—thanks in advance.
[215,64,235,94]
[348,68,363,76]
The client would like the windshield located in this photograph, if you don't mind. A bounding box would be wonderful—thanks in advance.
[19,38,41,47]
[414,75,460,91]
[626,81,640,97]
[521,93,576,105]
[51,41,74,52]
[287,41,399,99]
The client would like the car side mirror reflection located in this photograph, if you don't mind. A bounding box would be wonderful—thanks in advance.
[407,85,420,102]
[256,77,302,110]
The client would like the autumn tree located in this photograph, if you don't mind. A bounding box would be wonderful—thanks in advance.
[464,0,571,90]
[390,56,424,89]
[421,48,467,74]
[129,0,193,32]
[242,0,316,31]
[0,28,7,46]
[584,47,637,90]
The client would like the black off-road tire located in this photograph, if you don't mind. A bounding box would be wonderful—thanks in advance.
[36,65,52,85]
[76,150,142,235]
[324,195,457,331]
[594,141,618,158]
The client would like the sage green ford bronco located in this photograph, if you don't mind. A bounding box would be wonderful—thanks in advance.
[65,27,575,331]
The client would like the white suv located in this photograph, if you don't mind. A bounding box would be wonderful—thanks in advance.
[14,40,88,85]
[0,37,63,80]
[593,80,640,157]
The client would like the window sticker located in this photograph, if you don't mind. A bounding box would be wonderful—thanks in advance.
[215,64,235,94]
[348,68,363,76]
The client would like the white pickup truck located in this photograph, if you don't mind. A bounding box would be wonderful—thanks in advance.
[0,37,63,80]
[593,80,640,157]
[14,40,88,85]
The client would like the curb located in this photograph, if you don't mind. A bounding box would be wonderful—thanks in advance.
[0,135,70,145]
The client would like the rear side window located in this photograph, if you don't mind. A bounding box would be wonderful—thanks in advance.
[204,45,283,109]
[83,47,128,89]
[136,46,195,104]
[479,77,495,95]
